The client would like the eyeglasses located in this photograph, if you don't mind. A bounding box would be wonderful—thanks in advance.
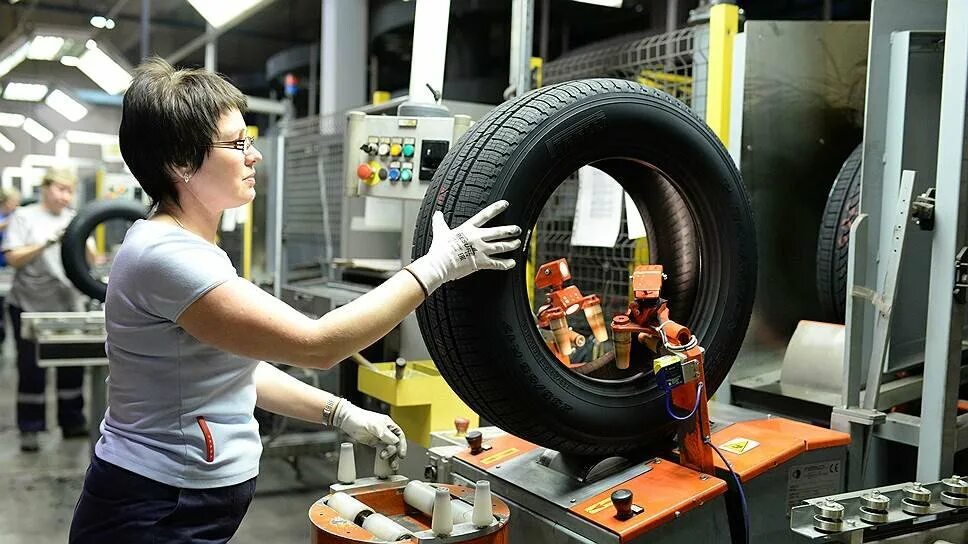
[210,136,257,153]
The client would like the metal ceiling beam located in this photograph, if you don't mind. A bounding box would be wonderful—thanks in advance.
[165,0,279,65]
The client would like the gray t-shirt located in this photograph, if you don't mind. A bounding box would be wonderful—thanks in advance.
[95,219,262,489]
[2,203,83,311]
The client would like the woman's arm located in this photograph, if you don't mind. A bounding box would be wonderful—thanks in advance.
[254,360,408,462]
[254,361,337,422]
[177,201,520,370]
[179,270,425,369]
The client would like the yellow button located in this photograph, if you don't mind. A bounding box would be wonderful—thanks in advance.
[390,143,402,157]
[362,161,382,185]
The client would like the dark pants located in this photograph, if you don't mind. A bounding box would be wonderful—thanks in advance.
[9,304,85,432]
[70,454,257,544]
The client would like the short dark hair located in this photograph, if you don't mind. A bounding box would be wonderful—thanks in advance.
[119,57,247,210]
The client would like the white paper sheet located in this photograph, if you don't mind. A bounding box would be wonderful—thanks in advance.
[364,196,403,230]
[625,192,647,240]
[570,166,624,247]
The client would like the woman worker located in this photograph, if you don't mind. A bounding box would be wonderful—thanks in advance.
[69,58,522,543]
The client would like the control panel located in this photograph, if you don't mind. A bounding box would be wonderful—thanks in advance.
[344,111,472,200]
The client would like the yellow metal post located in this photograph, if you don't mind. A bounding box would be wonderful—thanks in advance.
[94,169,106,253]
[241,126,259,280]
[705,3,739,146]
[357,360,479,447]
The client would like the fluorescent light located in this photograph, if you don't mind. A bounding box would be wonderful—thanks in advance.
[0,113,25,127]
[186,0,263,28]
[105,19,116,29]
[22,118,53,143]
[0,131,14,152]
[54,138,69,158]
[2,82,49,101]
[76,42,131,94]
[45,89,88,122]
[60,55,80,66]
[0,42,29,79]
[65,130,117,145]
[26,35,65,60]
[571,0,623,6]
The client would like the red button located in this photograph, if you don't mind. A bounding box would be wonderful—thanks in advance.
[357,163,373,180]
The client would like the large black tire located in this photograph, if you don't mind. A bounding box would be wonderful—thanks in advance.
[413,79,757,455]
[816,144,862,323]
[62,199,147,302]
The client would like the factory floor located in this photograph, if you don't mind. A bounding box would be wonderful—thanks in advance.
[0,340,341,543]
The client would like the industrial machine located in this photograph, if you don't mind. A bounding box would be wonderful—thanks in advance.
[310,253,851,543]
[310,442,511,543]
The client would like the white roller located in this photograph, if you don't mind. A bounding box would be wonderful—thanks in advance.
[337,442,357,484]
[326,492,373,524]
[432,487,453,536]
[403,480,436,516]
[472,480,494,528]
[403,481,473,523]
[361,513,414,542]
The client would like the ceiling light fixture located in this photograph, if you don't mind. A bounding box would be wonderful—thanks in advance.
[0,131,14,152]
[22,117,53,143]
[65,130,118,145]
[570,0,624,6]
[0,41,29,79]
[0,113,25,127]
[60,55,80,67]
[75,41,131,94]
[2,82,49,101]
[186,0,264,28]
[26,35,65,60]
[45,89,88,122]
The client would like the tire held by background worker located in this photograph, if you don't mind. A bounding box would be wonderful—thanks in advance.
[62,199,147,302]
[413,79,757,455]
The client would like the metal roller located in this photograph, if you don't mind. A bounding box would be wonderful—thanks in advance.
[812,500,844,532]
[941,476,968,508]
[860,492,890,511]
[815,500,844,520]
[859,492,890,524]
[902,483,932,515]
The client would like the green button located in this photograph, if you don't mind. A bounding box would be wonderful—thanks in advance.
[401,169,413,182]
[402,144,415,157]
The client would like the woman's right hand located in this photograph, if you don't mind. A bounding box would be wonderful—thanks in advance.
[405,200,522,295]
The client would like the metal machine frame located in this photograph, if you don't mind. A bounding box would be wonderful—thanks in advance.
[831,0,968,488]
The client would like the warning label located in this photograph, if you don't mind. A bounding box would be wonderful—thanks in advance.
[787,461,842,509]
[718,437,760,455]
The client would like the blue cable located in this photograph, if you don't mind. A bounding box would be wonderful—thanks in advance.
[660,378,751,543]
[664,381,704,421]
[707,437,751,544]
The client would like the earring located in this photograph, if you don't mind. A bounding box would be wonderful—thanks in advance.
[183,173,192,183]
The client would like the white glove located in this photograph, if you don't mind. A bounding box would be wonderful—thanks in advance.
[332,401,407,468]
[406,200,522,295]
[45,228,66,248]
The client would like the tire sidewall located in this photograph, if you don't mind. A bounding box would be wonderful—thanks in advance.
[418,84,756,451]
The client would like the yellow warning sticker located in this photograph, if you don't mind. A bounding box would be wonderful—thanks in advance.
[585,498,613,514]
[481,448,519,465]
[719,437,760,455]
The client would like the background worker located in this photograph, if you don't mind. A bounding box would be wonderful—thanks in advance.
[3,169,87,453]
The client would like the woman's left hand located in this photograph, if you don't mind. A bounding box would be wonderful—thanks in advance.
[332,401,407,467]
